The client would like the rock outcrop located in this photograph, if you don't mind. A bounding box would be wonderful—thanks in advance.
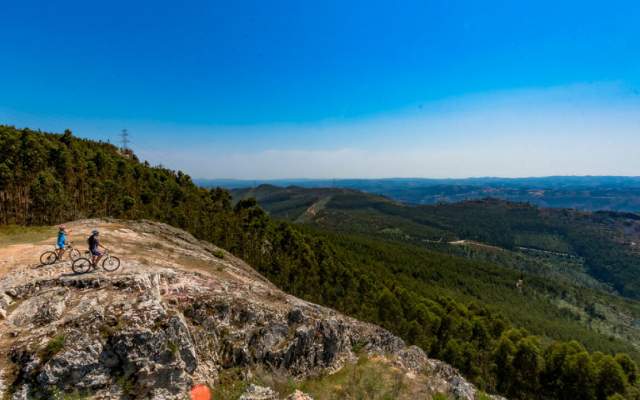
[238,384,278,400]
[0,219,501,399]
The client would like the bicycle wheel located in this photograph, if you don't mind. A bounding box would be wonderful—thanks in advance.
[102,256,121,272]
[72,258,93,274]
[40,251,58,265]
[68,248,81,261]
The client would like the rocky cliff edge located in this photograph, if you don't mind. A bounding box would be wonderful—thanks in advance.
[0,219,502,399]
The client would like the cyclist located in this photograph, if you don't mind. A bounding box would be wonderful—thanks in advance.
[88,230,107,266]
[56,225,68,260]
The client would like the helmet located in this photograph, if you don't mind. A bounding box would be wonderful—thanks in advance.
[92,230,99,235]
[59,225,66,230]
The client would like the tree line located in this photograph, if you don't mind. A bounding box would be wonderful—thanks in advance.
[1,125,638,399]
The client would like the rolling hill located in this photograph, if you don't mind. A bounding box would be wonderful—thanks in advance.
[199,176,640,212]
[232,185,640,297]
[232,185,640,365]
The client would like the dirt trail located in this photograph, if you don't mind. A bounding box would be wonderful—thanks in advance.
[0,222,122,289]
[0,219,285,319]
[296,196,332,223]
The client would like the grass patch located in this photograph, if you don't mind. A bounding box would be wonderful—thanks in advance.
[252,366,296,396]
[212,249,225,259]
[351,339,368,354]
[39,334,66,362]
[167,340,179,356]
[0,225,53,246]
[50,388,90,400]
[116,374,136,396]
[99,319,126,338]
[176,255,222,275]
[1,361,20,400]
[296,356,408,400]
[212,368,247,400]
[213,355,456,400]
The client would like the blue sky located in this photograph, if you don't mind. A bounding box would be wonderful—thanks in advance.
[1,0,639,178]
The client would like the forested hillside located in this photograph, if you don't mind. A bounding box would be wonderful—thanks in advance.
[2,125,639,399]
[233,185,640,298]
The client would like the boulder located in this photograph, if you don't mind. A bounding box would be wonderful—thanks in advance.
[239,384,278,400]
[286,390,314,400]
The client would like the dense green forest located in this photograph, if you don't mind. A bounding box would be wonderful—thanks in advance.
[233,185,640,298]
[1,125,639,399]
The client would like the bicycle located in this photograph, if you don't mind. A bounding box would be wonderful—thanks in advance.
[71,249,121,274]
[39,242,81,265]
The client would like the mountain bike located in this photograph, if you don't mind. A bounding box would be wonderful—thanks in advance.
[71,249,121,274]
[39,242,81,265]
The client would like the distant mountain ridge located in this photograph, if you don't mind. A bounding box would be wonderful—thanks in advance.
[199,176,640,212]
[199,176,640,189]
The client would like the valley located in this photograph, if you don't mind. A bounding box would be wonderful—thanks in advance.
[232,185,640,362]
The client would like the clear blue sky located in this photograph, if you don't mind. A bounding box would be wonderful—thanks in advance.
[1,1,639,178]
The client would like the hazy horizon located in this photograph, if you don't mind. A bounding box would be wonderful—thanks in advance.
[2,1,639,178]
[195,175,640,182]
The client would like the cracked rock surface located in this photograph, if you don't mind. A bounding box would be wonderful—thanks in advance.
[0,219,501,399]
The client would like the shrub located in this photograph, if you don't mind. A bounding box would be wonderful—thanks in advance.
[39,334,66,362]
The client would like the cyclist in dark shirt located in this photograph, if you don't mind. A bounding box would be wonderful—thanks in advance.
[88,230,107,266]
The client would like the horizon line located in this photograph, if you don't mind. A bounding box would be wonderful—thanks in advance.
[194,175,640,181]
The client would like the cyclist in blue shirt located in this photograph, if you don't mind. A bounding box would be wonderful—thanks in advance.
[56,225,68,259]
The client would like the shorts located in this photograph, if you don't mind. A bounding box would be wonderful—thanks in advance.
[90,249,102,257]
